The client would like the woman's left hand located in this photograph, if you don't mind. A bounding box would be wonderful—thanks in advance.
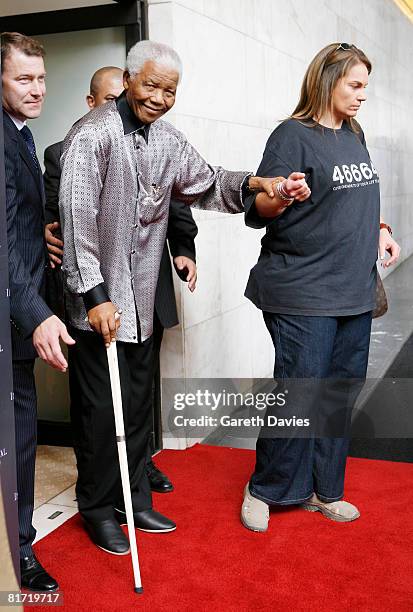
[379,229,401,268]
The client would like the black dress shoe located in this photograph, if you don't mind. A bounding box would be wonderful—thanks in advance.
[20,555,59,592]
[115,508,176,533]
[146,460,174,493]
[83,517,130,555]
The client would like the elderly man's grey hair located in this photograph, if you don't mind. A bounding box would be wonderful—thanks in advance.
[126,40,183,82]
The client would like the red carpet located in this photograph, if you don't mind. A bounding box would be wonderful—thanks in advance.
[30,445,413,611]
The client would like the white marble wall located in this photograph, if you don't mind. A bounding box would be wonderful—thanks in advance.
[148,0,413,444]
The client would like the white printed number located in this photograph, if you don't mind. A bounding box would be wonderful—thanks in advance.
[333,162,377,184]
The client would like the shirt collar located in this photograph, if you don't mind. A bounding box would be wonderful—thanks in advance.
[5,111,26,131]
[116,90,150,141]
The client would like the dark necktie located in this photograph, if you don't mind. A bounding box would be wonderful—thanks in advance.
[20,125,40,171]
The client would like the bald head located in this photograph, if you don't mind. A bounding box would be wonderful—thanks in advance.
[86,66,123,109]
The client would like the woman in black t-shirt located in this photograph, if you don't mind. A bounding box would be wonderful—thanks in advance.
[241,43,400,532]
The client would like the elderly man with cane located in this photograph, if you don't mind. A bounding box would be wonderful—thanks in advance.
[59,40,310,558]
[44,65,195,496]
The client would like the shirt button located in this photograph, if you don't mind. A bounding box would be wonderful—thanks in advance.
[133,336,136,340]
[131,250,136,255]
[133,224,138,229]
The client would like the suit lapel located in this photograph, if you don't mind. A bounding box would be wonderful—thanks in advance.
[4,113,44,203]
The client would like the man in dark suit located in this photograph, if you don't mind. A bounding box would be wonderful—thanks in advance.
[148,199,197,491]
[2,31,75,591]
[43,66,198,495]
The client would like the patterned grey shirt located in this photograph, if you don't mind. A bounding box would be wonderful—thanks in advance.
[59,98,249,342]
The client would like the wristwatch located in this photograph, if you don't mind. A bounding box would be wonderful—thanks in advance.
[380,222,392,235]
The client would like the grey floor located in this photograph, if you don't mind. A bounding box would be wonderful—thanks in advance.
[202,255,413,451]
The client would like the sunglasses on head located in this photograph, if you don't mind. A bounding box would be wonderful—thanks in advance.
[336,42,355,51]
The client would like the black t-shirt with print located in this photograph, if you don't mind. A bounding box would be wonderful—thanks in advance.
[244,119,380,316]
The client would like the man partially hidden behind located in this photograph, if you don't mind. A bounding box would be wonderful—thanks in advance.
[1,31,75,592]
[43,65,198,495]
[59,40,303,555]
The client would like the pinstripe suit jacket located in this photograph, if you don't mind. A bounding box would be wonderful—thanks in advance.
[44,140,197,330]
[3,113,52,360]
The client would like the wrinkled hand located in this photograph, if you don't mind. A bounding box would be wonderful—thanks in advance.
[174,256,197,292]
[87,301,121,347]
[379,230,401,268]
[33,315,75,372]
[251,176,282,198]
[45,222,64,269]
[250,173,311,201]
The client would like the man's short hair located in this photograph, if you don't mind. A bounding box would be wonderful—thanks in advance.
[126,40,182,82]
[89,66,123,97]
[1,31,45,72]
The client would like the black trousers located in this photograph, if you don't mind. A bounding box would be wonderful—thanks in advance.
[13,359,37,558]
[148,314,164,458]
[68,328,154,521]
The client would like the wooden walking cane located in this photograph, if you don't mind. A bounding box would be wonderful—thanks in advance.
[106,340,143,594]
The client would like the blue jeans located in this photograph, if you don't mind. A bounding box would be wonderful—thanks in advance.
[249,311,372,505]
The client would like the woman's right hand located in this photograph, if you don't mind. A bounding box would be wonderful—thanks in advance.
[283,172,311,202]
[254,172,311,218]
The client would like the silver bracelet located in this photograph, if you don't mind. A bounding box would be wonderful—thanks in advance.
[276,181,294,203]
